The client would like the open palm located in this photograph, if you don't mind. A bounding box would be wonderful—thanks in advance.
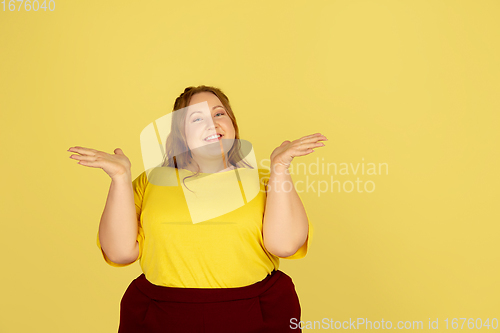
[270,133,327,170]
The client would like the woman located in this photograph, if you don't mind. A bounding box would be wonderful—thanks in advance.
[68,85,327,332]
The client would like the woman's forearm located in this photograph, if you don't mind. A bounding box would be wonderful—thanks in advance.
[263,165,309,257]
[98,172,139,264]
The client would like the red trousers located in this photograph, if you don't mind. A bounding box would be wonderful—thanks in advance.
[118,269,302,333]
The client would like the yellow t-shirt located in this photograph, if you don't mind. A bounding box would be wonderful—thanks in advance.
[96,167,313,288]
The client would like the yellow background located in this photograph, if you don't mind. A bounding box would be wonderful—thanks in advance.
[1,1,499,332]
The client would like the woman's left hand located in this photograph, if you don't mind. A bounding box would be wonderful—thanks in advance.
[270,133,327,171]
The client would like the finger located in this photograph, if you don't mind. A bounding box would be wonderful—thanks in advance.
[293,141,325,151]
[299,135,328,144]
[306,141,326,148]
[69,154,100,162]
[68,146,99,156]
[75,159,104,168]
[293,148,315,157]
[299,133,325,141]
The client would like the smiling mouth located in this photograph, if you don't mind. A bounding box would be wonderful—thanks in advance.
[204,134,223,142]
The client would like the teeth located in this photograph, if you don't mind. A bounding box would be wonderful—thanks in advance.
[205,134,221,141]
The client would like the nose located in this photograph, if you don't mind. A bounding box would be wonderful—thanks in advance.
[206,118,219,129]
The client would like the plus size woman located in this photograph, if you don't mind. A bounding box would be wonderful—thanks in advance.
[68,85,326,332]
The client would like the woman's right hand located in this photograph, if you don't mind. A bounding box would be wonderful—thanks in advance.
[68,146,132,180]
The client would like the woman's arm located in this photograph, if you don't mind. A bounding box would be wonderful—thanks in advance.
[262,133,327,257]
[99,172,140,264]
[263,165,309,257]
[68,145,139,264]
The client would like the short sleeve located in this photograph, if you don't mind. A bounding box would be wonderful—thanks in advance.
[96,171,148,267]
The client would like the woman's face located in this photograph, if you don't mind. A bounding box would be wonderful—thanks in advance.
[184,91,236,155]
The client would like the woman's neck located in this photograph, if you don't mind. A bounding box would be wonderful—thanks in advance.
[187,156,234,174]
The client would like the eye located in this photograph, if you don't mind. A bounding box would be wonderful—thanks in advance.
[215,111,225,117]
[192,117,202,123]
